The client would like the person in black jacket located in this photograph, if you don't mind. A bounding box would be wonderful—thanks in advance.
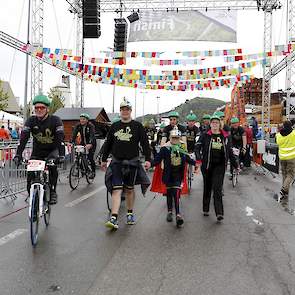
[195,115,238,222]
[153,127,196,227]
[199,114,211,135]
[71,113,97,179]
[13,94,65,205]
[101,98,151,230]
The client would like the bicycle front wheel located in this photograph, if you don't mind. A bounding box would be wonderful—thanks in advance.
[69,162,80,190]
[30,188,39,247]
[43,184,51,227]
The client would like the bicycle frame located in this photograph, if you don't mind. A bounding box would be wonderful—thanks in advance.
[27,161,50,218]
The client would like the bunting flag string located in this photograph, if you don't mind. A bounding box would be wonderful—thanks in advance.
[83,74,254,91]
[22,44,295,65]
[21,43,293,91]
[46,57,266,82]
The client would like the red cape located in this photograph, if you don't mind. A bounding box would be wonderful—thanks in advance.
[150,164,188,195]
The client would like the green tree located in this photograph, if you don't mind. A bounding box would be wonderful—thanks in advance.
[48,87,64,115]
[0,80,9,111]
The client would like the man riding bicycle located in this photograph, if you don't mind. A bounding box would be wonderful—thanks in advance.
[186,111,199,154]
[71,113,96,179]
[230,117,247,177]
[101,98,151,230]
[161,111,186,147]
[14,94,65,205]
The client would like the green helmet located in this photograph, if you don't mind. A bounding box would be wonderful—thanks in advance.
[230,117,239,124]
[168,111,179,118]
[80,113,90,120]
[214,111,225,118]
[186,110,197,121]
[32,94,51,106]
[202,114,211,120]
[112,116,120,123]
[210,115,221,122]
[160,123,166,128]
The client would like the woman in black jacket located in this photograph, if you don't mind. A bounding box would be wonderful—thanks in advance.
[195,115,238,222]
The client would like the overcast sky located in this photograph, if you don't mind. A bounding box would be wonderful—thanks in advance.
[0,1,288,117]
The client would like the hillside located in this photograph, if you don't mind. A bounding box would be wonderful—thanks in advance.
[137,97,225,123]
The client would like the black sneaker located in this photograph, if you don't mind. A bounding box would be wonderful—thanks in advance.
[176,215,184,227]
[274,190,288,202]
[217,215,224,222]
[49,191,58,205]
[203,212,209,217]
[166,212,173,222]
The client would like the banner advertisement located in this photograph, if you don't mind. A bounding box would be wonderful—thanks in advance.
[129,10,237,42]
[262,144,280,174]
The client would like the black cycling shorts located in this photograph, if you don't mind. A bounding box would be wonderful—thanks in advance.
[111,162,138,190]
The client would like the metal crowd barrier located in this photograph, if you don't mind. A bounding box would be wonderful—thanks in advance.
[0,141,74,202]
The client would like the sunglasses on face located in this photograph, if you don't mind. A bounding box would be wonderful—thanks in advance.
[35,106,46,111]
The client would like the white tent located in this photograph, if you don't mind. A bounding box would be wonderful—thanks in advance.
[0,111,23,127]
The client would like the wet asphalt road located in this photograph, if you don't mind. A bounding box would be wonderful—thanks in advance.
[0,168,295,295]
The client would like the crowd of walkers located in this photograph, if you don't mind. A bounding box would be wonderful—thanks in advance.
[100,97,266,230]
[12,94,295,232]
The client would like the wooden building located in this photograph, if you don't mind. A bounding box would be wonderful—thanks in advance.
[54,107,110,141]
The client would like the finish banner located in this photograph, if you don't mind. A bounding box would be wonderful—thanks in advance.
[129,10,237,43]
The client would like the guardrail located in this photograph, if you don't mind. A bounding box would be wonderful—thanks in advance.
[0,141,74,202]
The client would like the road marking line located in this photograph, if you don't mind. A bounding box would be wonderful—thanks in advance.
[65,186,105,208]
[0,229,28,246]
[245,206,254,216]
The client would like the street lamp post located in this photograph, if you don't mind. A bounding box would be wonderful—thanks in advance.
[24,0,31,120]
[156,96,160,123]
[140,91,148,124]
[134,88,137,119]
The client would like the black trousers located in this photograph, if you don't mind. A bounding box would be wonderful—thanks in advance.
[87,150,96,173]
[243,144,252,167]
[201,164,225,216]
[166,187,181,215]
[27,149,59,194]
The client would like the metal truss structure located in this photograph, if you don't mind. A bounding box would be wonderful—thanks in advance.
[0,31,78,76]
[31,0,44,100]
[285,0,295,119]
[99,0,281,12]
[262,7,273,134]
[3,0,288,124]
[66,0,83,107]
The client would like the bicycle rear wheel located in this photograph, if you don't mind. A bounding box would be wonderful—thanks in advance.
[30,188,39,247]
[86,169,94,184]
[43,184,51,227]
[69,162,80,190]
